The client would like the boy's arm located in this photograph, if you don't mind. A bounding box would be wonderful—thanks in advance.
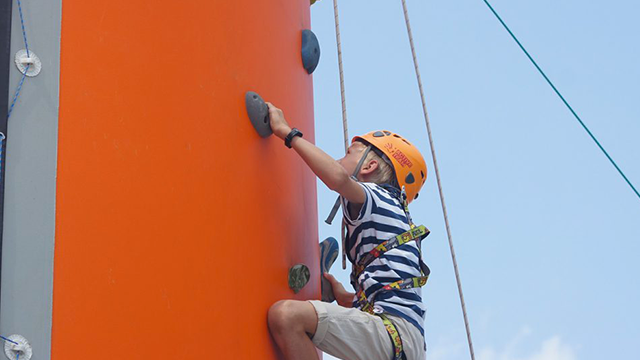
[267,103,365,204]
[324,274,355,308]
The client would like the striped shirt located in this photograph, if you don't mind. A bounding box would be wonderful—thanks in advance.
[341,182,426,337]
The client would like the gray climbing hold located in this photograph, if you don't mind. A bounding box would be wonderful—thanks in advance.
[301,30,321,74]
[288,264,310,294]
[245,91,272,138]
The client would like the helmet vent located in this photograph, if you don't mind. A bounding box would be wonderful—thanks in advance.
[405,172,415,184]
[420,171,425,179]
[373,131,384,137]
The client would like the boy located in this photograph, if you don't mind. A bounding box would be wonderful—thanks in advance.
[266,102,429,360]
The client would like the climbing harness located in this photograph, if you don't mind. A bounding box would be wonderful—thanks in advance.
[352,225,429,279]
[379,313,405,360]
[348,187,430,360]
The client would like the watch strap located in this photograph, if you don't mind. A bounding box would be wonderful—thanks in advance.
[285,128,303,148]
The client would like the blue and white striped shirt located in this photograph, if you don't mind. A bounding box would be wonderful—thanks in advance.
[341,182,426,337]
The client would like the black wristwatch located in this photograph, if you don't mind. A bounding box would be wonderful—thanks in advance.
[284,128,303,148]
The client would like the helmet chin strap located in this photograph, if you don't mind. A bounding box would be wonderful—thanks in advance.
[324,145,372,270]
[325,145,372,225]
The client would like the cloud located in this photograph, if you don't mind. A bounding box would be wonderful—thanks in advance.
[477,336,576,360]
[478,329,576,360]
[426,327,576,360]
[426,336,467,360]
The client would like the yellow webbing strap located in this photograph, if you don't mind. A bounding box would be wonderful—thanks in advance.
[358,290,374,314]
[383,275,429,291]
[379,314,405,360]
[354,225,429,278]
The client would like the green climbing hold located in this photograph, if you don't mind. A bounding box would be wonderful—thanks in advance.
[288,264,310,294]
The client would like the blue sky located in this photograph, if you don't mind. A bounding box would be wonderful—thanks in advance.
[309,0,640,359]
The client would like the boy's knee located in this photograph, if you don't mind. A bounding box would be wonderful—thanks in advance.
[268,300,308,335]
[268,300,294,334]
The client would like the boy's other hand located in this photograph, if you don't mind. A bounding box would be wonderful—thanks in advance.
[324,273,355,308]
[266,102,292,140]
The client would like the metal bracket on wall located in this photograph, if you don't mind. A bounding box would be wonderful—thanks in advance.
[14,49,41,77]
[3,334,33,360]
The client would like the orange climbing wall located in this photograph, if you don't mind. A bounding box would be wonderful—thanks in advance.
[52,1,318,359]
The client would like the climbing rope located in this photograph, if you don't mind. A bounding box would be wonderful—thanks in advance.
[4,0,33,187]
[16,0,30,56]
[7,0,31,120]
[400,1,476,360]
[1,336,18,345]
[325,0,352,268]
[480,0,640,200]
[7,65,29,120]
[331,0,349,152]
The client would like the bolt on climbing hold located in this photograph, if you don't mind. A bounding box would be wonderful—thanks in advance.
[288,264,310,294]
[245,91,272,138]
[301,30,320,74]
[14,50,41,77]
[3,334,33,360]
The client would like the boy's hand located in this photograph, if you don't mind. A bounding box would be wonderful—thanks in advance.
[324,273,355,308]
[266,102,292,140]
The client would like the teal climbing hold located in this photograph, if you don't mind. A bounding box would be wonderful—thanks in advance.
[301,30,320,74]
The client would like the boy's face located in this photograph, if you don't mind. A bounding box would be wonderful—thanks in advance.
[337,141,368,175]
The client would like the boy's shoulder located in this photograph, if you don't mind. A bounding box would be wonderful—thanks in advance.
[342,182,405,223]
[362,182,402,205]
[360,182,406,216]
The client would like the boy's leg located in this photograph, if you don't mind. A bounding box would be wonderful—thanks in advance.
[268,300,320,360]
[307,301,396,360]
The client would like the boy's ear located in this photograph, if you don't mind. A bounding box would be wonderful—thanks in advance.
[360,159,379,175]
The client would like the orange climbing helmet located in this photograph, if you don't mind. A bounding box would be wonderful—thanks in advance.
[353,130,427,204]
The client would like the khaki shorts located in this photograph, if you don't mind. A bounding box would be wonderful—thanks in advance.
[309,300,426,360]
